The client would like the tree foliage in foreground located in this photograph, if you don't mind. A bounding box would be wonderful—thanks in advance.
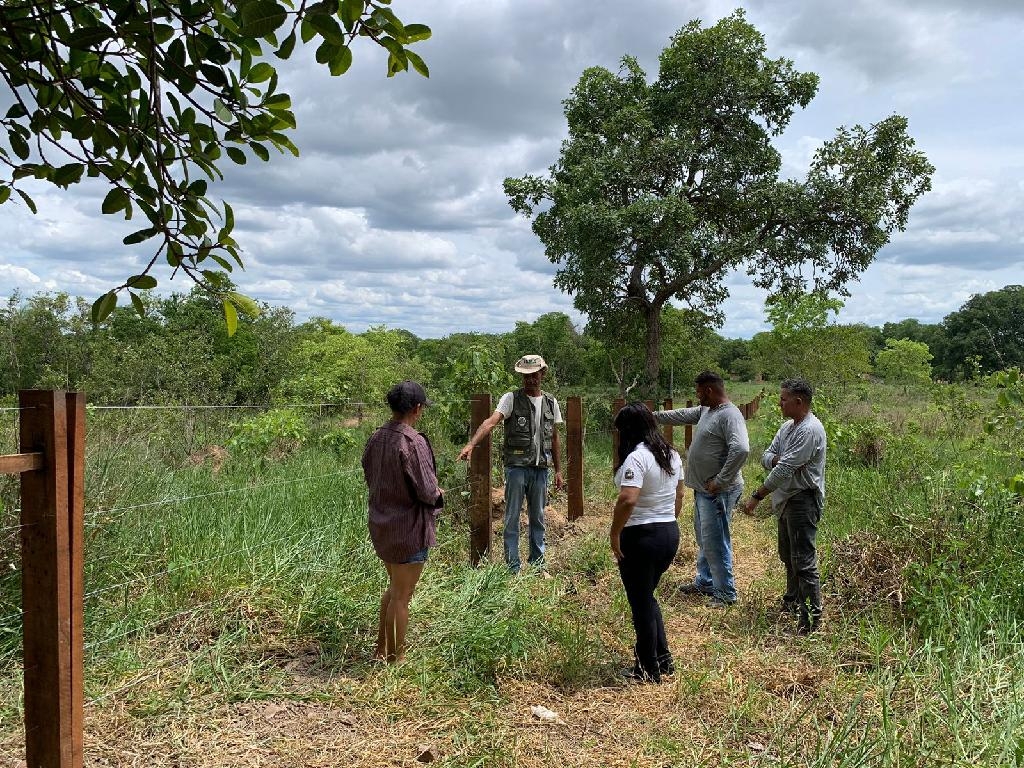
[0,0,430,327]
[504,11,934,397]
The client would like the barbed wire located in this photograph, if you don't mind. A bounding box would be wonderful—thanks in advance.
[83,526,318,601]
[84,468,363,525]
[85,399,477,412]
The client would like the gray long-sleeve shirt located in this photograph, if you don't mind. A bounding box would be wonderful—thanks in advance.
[653,403,749,491]
[761,412,827,511]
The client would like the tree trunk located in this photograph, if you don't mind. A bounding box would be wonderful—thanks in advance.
[642,305,662,400]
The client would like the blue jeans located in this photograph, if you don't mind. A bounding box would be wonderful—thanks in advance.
[692,486,742,602]
[504,466,548,572]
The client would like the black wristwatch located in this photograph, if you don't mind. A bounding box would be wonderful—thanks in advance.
[752,490,766,501]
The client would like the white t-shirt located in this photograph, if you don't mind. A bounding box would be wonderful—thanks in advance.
[496,391,564,465]
[614,443,682,527]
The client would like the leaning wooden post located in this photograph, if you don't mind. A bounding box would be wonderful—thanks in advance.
[66,393,85,768]
[20,390,76,768]
[566,396,583,521]
[611,397,625,468]
[684,399,694,449]
[468,393,492,566]
[662,398,673,445]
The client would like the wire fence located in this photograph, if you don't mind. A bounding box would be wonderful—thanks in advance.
[2,392,762,726]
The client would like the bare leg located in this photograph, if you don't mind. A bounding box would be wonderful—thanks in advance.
[375,563,393,661]
[382,561,425,664]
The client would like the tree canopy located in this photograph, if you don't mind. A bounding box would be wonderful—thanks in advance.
[504,10,933,397]
[939,285,1024,379]
[0,0,430,327]
[874,338,932,386]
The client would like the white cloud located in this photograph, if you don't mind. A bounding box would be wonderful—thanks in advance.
[1,0,1021,340]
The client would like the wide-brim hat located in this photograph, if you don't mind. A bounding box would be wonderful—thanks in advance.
[514,354,547,374]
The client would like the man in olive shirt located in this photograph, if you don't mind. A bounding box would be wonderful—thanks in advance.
[653,371,749,606]
[743,378,826,634]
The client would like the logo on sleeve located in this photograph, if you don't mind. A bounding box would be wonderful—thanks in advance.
[624,468,635,480]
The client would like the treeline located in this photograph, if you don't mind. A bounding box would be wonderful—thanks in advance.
[1,284,1021,406]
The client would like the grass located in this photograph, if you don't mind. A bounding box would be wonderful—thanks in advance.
[1,383,1023,766]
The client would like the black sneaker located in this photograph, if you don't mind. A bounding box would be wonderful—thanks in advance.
[621,665,660,684]
[678,582,714,597]
[658,655,675,677]
[780,599,799,616]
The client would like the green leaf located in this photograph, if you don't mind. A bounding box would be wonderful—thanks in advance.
[402,23,432,42]
[240,1,288,37]
[264,93,292,110]
[10,132,30,161]
[227,146,247,164]
[223,298,239,336]
[15,188,37,214]
[316,40,339,65]
[275,31,297,59]
[249,142,270,161]
[91,291,117,323]
[340,0,364,31]
[248,62,276,84]
[0,186,10,205]
[52,163,84,188]
[126,274,157,289]
[224,201,235,231]
[309,13,346,45]
[129,291,146,317]
[101,188,130,214]
[65,24,115,49]
[225,291,262,318]
[123,227,159,245]
[330,46,353,76]
[214,98,233,123]
[406,50,429,78]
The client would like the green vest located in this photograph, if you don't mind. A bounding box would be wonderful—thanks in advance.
[502,390,556,468]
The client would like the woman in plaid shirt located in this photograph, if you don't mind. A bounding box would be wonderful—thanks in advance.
[362,381,444,664]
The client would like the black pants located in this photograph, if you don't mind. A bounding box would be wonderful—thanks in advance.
[618,520,680,680]
[778,489,822,630]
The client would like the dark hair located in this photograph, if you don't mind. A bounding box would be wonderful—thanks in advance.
[781,377,813,403]
[386,380,431,415]
[613,402,676,475]
[694,370,725,390]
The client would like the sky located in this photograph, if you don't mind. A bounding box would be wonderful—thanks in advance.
[1,0,1022,339]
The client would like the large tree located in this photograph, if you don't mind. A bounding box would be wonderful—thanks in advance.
[0,0,429,327]
[504,11,933,397]
[939,285,1024,379]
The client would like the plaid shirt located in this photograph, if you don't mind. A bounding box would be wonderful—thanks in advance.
[362,421,443,562]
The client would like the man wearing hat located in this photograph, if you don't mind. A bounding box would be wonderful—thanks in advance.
[458,354,563,573]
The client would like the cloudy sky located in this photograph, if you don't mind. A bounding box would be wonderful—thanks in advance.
[1,0,1022,338]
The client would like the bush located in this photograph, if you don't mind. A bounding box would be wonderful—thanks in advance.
[228,409,308,460]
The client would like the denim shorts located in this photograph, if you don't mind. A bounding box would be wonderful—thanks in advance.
[399,547,429,564]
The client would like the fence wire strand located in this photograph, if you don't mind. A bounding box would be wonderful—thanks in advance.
[85,468,363,525]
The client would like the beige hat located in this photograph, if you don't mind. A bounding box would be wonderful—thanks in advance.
[514,354,547,374]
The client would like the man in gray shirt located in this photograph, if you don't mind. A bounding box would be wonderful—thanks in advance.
[653,371,749,606]
[742,378,826,634]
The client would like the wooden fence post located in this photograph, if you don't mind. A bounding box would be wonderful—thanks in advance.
[19,390,81,768]
[468,394,492,566]
[566,397,583,521]
[611,397,625,468]
[662,398,673,445]
[684,399,693,449]
[66,393,85,768]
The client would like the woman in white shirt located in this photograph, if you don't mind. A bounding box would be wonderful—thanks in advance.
[610,402,684,682]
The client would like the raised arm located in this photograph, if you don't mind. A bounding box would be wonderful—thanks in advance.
[457,410,504,462]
